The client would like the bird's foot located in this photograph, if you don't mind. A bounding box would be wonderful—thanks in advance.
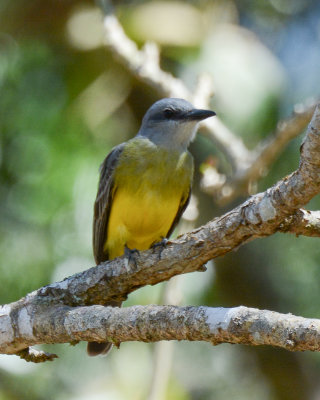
[124,245,140,269]
[152,238,168,260]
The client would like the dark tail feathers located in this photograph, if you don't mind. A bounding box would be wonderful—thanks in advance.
[87,341,113,357]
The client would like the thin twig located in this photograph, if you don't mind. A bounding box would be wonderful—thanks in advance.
[17,348,58,363]
[203,100,318,203]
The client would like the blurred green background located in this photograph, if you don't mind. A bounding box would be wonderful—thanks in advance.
[1,0,320,399]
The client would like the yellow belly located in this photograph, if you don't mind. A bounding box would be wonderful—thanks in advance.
[103,137,193,260]
[105,187,182,260]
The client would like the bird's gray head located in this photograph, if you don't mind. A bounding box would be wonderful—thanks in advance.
[137,98,216,150]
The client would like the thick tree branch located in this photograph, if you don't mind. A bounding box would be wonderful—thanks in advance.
[2,305,320,357]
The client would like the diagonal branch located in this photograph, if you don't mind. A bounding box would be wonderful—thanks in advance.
[249,100,317,181]
[204,101,318,203]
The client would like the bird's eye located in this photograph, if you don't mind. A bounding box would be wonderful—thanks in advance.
[164,108,176,119]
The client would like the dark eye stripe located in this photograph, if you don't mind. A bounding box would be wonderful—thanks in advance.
[149,108,186,122]
[164,108,176,118]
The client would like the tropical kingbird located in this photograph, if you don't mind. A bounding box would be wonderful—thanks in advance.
[87,98,216,356]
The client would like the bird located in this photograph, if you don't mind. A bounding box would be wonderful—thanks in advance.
[87,98,216,356]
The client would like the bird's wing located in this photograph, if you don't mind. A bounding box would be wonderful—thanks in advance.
[93,143,125,264]
[166,187,191,239]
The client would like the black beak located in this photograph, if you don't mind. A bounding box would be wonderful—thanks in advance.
[185,109,216,121]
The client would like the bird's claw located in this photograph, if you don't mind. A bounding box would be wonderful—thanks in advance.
[124,245,140,269]
[152,238,168,260]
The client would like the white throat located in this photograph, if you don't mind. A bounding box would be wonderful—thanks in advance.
[138,120,199,151]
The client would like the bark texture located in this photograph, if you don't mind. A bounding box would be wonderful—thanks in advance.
[2,305,320,355]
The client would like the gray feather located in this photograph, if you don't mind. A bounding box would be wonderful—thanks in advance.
[93,143,125,264]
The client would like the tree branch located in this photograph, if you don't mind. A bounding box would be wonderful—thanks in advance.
[2,305,320,357]
[280,209,320,237]
[204,100,317,204]
[250,100,317,181]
